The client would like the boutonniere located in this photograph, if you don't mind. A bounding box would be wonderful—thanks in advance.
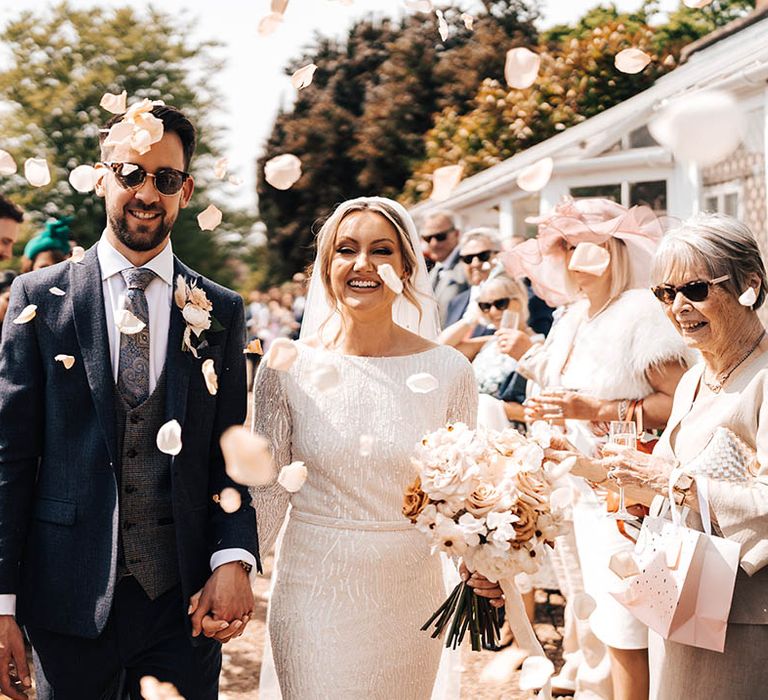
[174,275,224,356]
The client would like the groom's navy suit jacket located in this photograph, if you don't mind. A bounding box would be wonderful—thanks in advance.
[0,246,259,639]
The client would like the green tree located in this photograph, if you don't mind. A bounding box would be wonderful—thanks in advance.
[0,2,238,285]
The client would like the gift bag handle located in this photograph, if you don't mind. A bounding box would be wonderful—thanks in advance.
[668,467,711,535]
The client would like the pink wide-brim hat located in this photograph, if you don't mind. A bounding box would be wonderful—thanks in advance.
[503,197,669,307]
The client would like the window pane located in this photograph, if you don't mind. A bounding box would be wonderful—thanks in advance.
[630,180,667,214]
[704,196,718,212]
[570,184,622,201]
[629,126,658,149]
[724,192,739,217]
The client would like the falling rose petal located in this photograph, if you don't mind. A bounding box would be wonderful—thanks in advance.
[271,0,289,12]
[13,304,37,325]
[174,274,188,309]
[572,592,597,620]
[547,455,576,481]
[69,246,85,263]
[221,425,275,486]
[156,419,182,456]
[404,0,432,11]
[291,63,318,90]
[649,90,745,167]
[49,287,66,296]
[68,164,100,193]
[519,655,555,691]
[264,154,302,190]
[461,13,474,31]
[54,354,75,370]
[684,0,713,7]
[739,287,758,307]
[258,12,283,36]
[24,158,51,187]
[115,309,146,335]
[430,164,463,202]
[359,434,374,457]
[505,47,540,89]
[202,358,218,395]
[308,359,341,392]
[213,157,228,179]
[567,241,611,276]
[479,645,529,685]
[197,204,223,231]
[0,150,17,175]
[435,9,449,41]
[277,460,308,493]
[243,338,264,355]
[139,676,184,700]
[516,157,553,192]
[99,90,127,114]
[377,263,404,295]
[218,487,242,513]
[615,48,651,75]
[266,337,298,371]
[406,372,439,394]
[609,551,640,579]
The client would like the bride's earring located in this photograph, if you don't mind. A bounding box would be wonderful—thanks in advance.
[739,286,758,307]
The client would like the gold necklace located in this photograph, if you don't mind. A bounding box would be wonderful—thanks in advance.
[703,332,765,393]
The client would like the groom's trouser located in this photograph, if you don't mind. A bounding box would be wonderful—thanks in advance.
[25,576,221,700]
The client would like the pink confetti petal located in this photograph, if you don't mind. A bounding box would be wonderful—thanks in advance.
[435,9,449,41]
[406,372,439,394]
[69,246,85,263]
[0,150,17,176]
[278,461,308,492]
[516,157,553,192]
[139,676,184,700]
[24,158,51,187]
[197,204,223,231]
[404,0,432,11]
[291,63,318,90]
[174,274,187,309]
[377,263,404,295]
[614,48,651,74]
[567,241,611,276]
[213,157,228,179]
[265,337,298,371]
[68,164,100,193]
[264,154,302,190]
[156,420,182,456]
[271,0,289,12]
[218,487,242,513]
[430,164,463,201]
[104,120,134,148]
[504,47,540,89]
[461,13,474,31]
[54,354,75,370]
[519,655,554,691]
[258,12,283,36]
[99,90,127,114]
[572,592,597,620]
[221,426,275,486]
[13,304,37,324]
[114,309,146,335]
[202,358,218,395]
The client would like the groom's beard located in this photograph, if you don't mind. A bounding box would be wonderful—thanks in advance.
[108,203,176,252]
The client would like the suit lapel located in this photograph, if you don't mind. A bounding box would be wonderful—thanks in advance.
[165,258,194,427]
[71,247,119,463]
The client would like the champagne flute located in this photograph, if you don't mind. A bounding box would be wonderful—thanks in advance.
[606,421,638,522]
[500,309,520,330]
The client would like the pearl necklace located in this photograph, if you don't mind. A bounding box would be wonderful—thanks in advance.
[703,332,765,393]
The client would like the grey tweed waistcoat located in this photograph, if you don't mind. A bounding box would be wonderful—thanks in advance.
[115,370,180,599]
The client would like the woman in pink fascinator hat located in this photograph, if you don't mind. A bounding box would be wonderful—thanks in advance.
[495,196,695,699]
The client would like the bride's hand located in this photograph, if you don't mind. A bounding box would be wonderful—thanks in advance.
[459,562,504,608]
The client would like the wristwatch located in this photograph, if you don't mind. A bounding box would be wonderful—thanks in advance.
[671,472,694,507]
[238,560,253,575]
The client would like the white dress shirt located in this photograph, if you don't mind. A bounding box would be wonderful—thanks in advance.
[0,234,254,617]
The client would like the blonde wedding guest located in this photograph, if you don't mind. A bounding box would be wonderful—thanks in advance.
[249,197,500,699]
[500,197,693,700]
[556,213,768,700]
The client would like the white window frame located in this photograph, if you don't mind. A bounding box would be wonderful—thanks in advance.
[701,181,743,219]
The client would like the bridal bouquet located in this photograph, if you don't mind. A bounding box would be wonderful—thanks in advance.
[403,422,566,651]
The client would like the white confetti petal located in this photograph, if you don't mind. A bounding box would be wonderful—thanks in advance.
[49,287,66,296]
[139,675,184,700]
[227,175,244,186]
[430,164,463,202]
[218,487,242,513]
[516,157,553,193]
[739,287,758,307]
[266,337,299,371]
[404,0,432,11]
[264,154,302,190]
[202,358,218,395]
[221,426,275,486]
[359,434,374,457]
[0,150,17,175]
[504,47,540,89]
[684,0,713,7]
[549,487,572,512]
[609,551,641,579]
[461,13,474,31]
[213,157,228,179]
[614,48,651,74]
[24,158,51,187]
[258,12,283,36]
[68,164,100,193]
[572,592,597,620]
[13,304,37,324]
[479,644,529,685]
[54,354,75,370]
[291,63,318,90]
[377,263,404,295]
[174,274,188,309]
[519,655,555,691]
[114,309,146,335]
[435,9,449,41]
[69,246,85,263]
[156,419,182,456]
[99,90,127,114]
[308,358,341,392]
[197,204,223,231]
[278,460,308,492]
[406,372,439,394]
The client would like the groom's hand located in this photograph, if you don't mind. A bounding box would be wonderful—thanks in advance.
[189,562,254,643]
[0,615,31,700]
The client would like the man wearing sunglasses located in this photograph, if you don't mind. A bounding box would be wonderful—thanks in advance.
[420,211,467,326]
[0,105,258,699]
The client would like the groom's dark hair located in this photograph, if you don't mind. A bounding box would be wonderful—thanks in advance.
[99,104,197,170]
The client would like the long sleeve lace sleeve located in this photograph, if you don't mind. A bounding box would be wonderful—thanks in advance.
[250,360,292,555]
[446,360,479,430]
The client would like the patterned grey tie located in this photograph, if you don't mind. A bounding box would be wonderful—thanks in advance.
[117,267,156,407]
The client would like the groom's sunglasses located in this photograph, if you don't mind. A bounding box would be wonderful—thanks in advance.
[651,275,730,305]
[478,297,511,312]
[101,161,190,196]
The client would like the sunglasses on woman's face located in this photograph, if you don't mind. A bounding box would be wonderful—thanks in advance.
[101,161,190,196]
[651,275,730,305]
[460,250,493,265]
[478,297,511,312]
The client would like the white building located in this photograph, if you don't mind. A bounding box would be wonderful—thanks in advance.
[410,6,768,249]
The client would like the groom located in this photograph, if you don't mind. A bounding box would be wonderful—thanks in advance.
[0,105,259,699]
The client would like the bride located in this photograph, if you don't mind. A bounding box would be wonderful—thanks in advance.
[250,197,491,699]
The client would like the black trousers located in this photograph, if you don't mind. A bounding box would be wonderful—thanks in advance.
[26,576,221,700]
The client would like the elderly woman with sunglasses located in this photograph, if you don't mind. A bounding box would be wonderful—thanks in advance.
[502,198,693,700]
[551,213,768,699]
